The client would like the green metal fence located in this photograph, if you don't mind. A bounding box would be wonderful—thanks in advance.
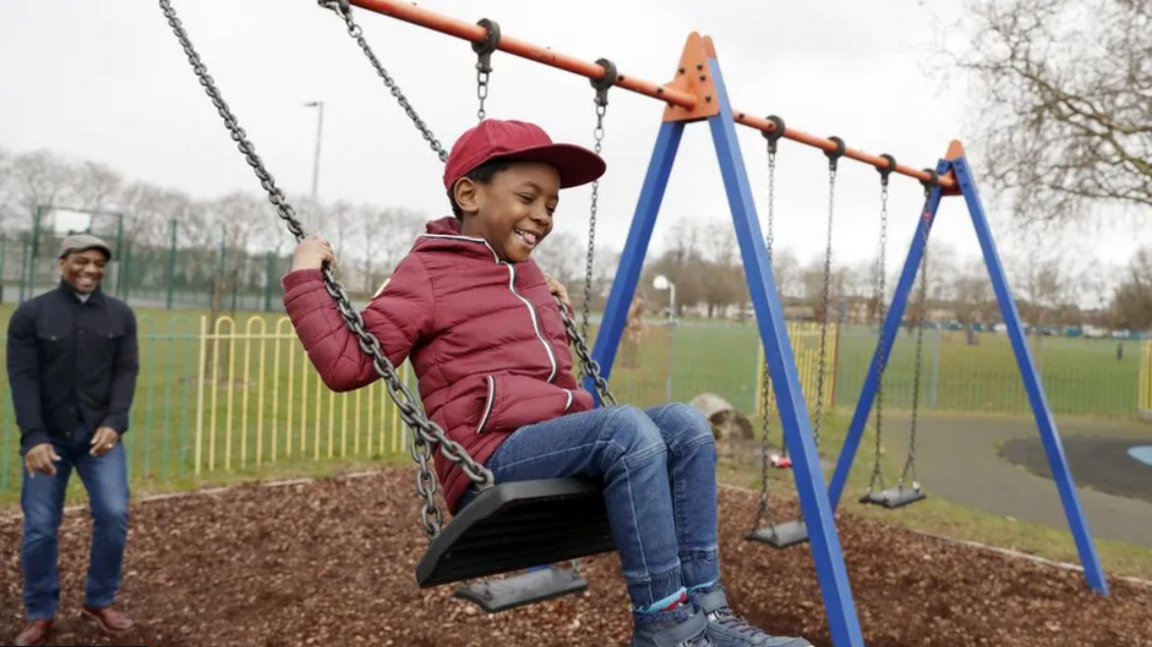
[1,209,298,312]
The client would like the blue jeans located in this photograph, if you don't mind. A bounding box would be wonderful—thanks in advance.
[461,403,719,609]
[21,426,130,620]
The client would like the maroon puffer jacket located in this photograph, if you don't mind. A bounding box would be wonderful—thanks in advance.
[282,216,594,513]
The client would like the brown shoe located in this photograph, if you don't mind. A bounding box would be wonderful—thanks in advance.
[14,619,54,647]
[81,605,134,634]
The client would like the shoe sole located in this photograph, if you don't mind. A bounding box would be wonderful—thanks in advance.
[80,609,134,635]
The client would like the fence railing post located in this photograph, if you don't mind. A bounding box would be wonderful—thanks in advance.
[166,219,177,310]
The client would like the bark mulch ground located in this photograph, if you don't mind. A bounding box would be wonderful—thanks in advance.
[2,469,1149,646]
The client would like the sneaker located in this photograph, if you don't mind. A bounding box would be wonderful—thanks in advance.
[690,586,812,647]
[631,605,715,647]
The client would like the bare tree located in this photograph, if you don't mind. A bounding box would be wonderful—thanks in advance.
[8,150,79,227]
[953,259,995,343]
[771,246,801,300]
[74,161,123,213]
[537,230,585,287]
[1111,246,1152,330]
[948,0,1152,224]
[0,147,15,230]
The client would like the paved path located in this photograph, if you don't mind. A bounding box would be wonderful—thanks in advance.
[844,412,1152,548]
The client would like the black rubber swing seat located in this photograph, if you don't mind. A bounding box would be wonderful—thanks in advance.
[859,486,926,509]
[415,478,615,588]
[745,520,809,549]
[453,565,589,613]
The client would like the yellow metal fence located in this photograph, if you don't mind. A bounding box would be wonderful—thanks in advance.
[754,322,840,417]
[191,315,411,475]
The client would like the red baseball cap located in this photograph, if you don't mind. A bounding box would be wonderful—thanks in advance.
[443,119,606,190]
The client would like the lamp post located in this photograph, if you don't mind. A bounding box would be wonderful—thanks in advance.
[304,100,325,228]
[654,274,676,402]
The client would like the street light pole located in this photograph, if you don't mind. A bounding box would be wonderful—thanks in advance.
[654,275,677,402]
[304,100,325,228]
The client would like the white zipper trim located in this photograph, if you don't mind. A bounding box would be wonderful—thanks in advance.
[476,376,496,434]
[505,263,558,382]
[418,233,500,262]
[563,389,574,412]
[420,231,558,382]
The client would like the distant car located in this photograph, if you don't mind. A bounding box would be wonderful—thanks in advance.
[1083,325,1107,339]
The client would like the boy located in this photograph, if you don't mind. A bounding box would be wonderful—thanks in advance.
[283,119,810,647]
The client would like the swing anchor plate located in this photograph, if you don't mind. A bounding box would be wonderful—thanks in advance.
[745,520,808,549]
[860,487,926,509]
[454,566,588,613]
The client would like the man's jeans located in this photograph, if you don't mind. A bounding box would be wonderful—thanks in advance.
[21,426,130,620]
[461,404,719,609]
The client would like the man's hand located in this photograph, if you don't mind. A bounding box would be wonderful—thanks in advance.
[25,444,61,477]
[291,235,336,272]
[543,273,571,310]
[90,427,120,457]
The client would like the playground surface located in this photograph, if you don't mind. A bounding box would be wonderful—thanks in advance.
[1001,435,1152,505]
[2,470,1150,647]
[868,412,1152,549]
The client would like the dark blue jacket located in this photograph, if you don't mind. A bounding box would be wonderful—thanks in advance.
[7,282,139,452]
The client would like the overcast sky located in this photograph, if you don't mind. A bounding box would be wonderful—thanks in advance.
[2,0,1147,294]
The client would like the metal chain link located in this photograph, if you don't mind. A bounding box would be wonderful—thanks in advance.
[559,299,617,406]
[752,142,777,533]
[320,2,449,163]
[866,177,890,495]
[583,102,607,345]
[477,67,491,121]
[160,0,495,542]
[812,165,837,448]
[899,188,931,492]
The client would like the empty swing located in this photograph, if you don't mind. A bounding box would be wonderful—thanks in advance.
[746,130,845,549]
[859,168,936,509]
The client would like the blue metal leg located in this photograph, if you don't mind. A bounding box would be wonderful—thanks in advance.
[829,169,946,509]
[707,57,864,647]
[585,122,685,403]
[952,155,1109,595]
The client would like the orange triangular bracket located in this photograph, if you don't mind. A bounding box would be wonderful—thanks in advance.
[940,140,966,195]
[662,32,722,123]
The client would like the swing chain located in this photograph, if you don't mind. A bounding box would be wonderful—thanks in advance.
[473,18,501,121]
[559,300,617,406]
[319,0,449,163]
[900,169,939,491]
[752,120,782,532]
[163,0,495,542]
[866,154,896,494]
[582,59,615,344]
[812,136,845,446]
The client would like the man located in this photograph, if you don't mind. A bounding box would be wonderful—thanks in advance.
[7,234,138,646]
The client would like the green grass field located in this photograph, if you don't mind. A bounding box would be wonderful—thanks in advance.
[0,304,1146,500]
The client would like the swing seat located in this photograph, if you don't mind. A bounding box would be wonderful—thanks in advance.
[453,565,589,613]
[745,520,808,549]
[860,486,926,509]
[416,478,615,588]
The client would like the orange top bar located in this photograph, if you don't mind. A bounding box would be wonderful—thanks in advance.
[347,0,698,109]
[736,114,956,189]
[347,0,956,190]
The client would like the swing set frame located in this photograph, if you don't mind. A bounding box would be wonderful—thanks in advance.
[165,1,1111,644]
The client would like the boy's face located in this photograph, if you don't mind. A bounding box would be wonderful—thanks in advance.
[456,161,560,263]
